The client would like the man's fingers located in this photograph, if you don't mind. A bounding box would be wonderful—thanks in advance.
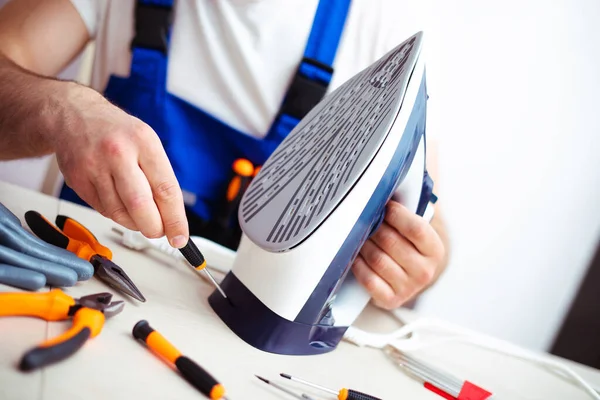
[91,172,138,232]
[370,221,429,280]
[384,201,442,257]
[63,162,139,230]
[112,159,164,239]
[66,178,103,214]
[150,177,188,248]
[137,129,188,248]
[352,255,398,309]
[359,238,408,294]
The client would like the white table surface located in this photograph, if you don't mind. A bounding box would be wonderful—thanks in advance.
[0,180,599,400]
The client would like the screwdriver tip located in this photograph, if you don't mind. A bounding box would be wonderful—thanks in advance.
[280,373,292,379]
[203,269,228,299]
[255,375,269,384]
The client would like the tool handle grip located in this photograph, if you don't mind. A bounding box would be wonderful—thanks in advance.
[133,320,226,399]
[25,211,96,262]
[175,356,225,400]
[19,307,105,371]
[20,327,90,371]
[0,289,74,319]
[220,159,253,229]
[56,215,112,259]
[344,389,382,400]
[179,241,206,270]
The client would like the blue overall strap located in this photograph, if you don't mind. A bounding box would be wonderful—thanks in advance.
[131,0,174,53]
[270,0,352,143]
[302,0,352,83]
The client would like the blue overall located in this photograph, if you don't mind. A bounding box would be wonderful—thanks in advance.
[59,0,352,238]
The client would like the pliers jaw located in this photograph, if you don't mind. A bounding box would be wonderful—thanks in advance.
[74,292,125,319]
[91,255,147,303]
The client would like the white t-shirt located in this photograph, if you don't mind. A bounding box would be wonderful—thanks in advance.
[70,0,427,139]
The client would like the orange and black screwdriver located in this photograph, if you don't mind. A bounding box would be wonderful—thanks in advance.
[133,320,229,400]
[280,373,382,400]
[218,158,254,231]
[179,239,227,298]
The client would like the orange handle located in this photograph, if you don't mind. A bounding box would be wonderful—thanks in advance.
[132,320,225,399]
[226,176,243,202]
[24,211,98,262]
[146,330,182,364]
[227,159,254,202]
[41,307,105,347]
[0,288,74,320]
[19,307,105,371]
[232,159,254,177]
[133,320,182,363]
[56,215,112,260]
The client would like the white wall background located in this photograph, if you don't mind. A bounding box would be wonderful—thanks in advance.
[415,0,600,352]
[1,0,599,353]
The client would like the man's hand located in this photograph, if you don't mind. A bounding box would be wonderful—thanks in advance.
[352,201,447,309]
[0,0,189,248]
[52,84,189,248]
[0,54,189,247]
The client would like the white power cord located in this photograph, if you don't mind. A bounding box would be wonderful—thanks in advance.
[111,228,235,275]
[344,310,600,400]
[111,229,600,399]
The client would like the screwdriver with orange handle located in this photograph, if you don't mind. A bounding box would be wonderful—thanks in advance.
[208,158,255,250]
[0,289,123,371]
[179,239,227,298]
[133,320,229,400]
[280,373,382,400]
[219,159,254,230]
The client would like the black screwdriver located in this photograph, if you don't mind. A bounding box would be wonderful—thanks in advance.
[179,239,227,298]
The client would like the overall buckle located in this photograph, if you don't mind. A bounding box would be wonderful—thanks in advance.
[131,3,173,53]
[279,57,334,120]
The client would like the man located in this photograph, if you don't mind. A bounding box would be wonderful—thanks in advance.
[0,0,449,309]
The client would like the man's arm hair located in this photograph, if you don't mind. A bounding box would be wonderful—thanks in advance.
[0,0,91,159]
[0,54,68,159]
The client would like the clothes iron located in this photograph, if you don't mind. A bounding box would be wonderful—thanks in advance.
[209,31,436,355]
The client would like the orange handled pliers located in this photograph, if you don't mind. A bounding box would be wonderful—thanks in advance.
[0,288,124,371]
[24,211,146,302]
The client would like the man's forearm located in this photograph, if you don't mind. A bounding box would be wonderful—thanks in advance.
[0,53,72,160]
